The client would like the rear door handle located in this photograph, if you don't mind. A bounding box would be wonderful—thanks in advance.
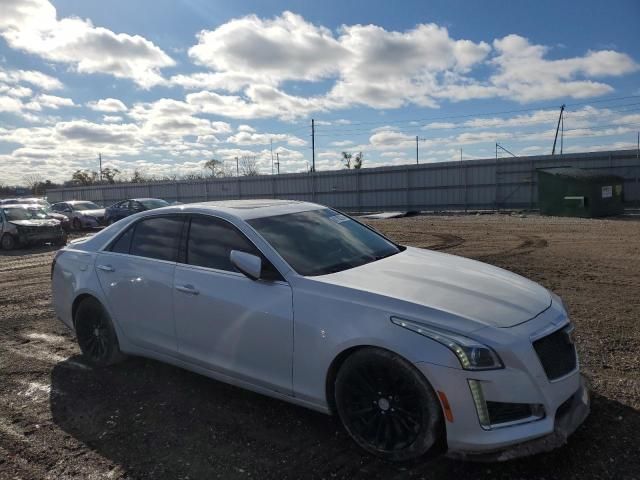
[97,264,114,272]
[176,284,199,295]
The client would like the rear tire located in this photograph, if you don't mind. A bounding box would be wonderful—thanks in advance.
[74,298,125,367]
[1,233,17,250]
[335,348,443,462]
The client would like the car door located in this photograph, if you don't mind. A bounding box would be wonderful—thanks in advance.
[95,214,186,355]
[174,214,294,395]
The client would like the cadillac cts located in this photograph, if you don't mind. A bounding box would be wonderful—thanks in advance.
[51,200,589,461]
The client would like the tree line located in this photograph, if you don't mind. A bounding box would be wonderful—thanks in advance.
[4,151,365,196]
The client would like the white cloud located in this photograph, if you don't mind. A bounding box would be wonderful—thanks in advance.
[103,115,123,123]
[176,13,638,119]
[225,127,306,147]
[26,94,75,110]
[128,98,232,139]
[330,140,354,147]
[0,95,23,113]
[87,98,128,112]
[488,35,638,102]
[0,66,63,90]
[0,0,175,88]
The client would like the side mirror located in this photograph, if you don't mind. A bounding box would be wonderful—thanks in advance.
[230,250,262,280]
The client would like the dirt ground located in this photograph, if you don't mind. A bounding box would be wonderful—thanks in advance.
[1,214,639,480]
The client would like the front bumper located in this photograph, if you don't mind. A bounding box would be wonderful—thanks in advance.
[18,231,65,244]
[446,376,589,461]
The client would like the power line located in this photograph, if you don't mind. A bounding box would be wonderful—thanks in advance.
[310,94,640,131]
[312,102,640,138]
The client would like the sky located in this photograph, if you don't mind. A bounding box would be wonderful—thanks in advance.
[0,0,639,185]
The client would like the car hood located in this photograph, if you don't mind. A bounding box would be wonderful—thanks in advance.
[315,246,551,329]
[10,219,60,227]
[78,209,105,216]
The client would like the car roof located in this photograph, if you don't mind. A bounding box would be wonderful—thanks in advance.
[1,203,37,209]
[152,199,324,220]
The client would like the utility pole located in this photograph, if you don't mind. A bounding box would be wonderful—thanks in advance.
[560,113,564,155]
[416,136,419,164]
[311,119,315,172]
[275,152,280,174]
[99,153,102,181]
[235,156,239,176]
[552,104,565,156]
[460,148,462,162]
[270,139,274,175]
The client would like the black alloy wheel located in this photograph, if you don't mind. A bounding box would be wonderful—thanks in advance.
[74,298,125,367]
[335,348,443,462]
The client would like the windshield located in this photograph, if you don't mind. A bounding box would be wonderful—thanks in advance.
[72,202,100,211]
[248,208,401,276]
[139,199,169,209]
[3,207,49,221]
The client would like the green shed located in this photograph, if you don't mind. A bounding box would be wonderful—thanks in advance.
[537,167,624,217]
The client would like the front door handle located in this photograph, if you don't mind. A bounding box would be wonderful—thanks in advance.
[97,264,114,272]
[176,284,199,295]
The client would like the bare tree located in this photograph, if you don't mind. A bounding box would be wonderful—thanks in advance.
[101,167,120,184]
[204,158,225,177]
[130,169,147,183]
[71,170,98,186]
[342,151,352,169]
[353,151,364,169]
[23,174,44,194]
[240,156,259,176]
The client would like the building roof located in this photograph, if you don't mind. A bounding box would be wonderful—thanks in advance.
[537,167,624,182]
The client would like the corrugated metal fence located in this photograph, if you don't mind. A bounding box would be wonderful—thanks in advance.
[46,149,640,212]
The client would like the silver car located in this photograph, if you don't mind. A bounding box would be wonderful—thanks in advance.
[51,200,589,462]
[1,204,66,249]
[51,200,106,230]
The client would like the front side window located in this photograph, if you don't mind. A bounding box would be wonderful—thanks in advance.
[72,201,100,211]
[139,199,169,209]
[248,208,401,276]
[128,216,184,261]
[186,216,283,280]
[187,216,258,271]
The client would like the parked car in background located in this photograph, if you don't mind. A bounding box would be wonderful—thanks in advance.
[1,204,66,249]
[1,198,71,231]
[51,201,106,230]
[104,198,169,224]
[51,200,588,462]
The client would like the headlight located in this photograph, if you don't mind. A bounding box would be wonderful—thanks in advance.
[550,291,566,312]
[391,317,503,370]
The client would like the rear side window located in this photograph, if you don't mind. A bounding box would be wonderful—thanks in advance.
[128,216,184,261]
[110,226,134,254]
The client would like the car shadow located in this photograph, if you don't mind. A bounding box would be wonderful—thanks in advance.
[0,243,61,256]
[50,356,640,479]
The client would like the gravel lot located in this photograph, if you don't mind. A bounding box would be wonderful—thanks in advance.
[1,214,639,479]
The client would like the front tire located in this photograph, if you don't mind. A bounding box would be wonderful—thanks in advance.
[335,348,443,462]
[74,298,125,367]
[1,233,17,250]
[72,217,82,230]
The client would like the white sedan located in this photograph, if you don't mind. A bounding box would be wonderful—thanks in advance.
[51,200,589,461]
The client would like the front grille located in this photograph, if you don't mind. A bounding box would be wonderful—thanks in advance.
[487,401,536,425]
[533,327,577,380]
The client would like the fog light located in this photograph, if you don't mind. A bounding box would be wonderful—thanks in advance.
[468,379,491,430]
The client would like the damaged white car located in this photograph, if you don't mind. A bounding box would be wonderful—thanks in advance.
[51,200,589,461]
